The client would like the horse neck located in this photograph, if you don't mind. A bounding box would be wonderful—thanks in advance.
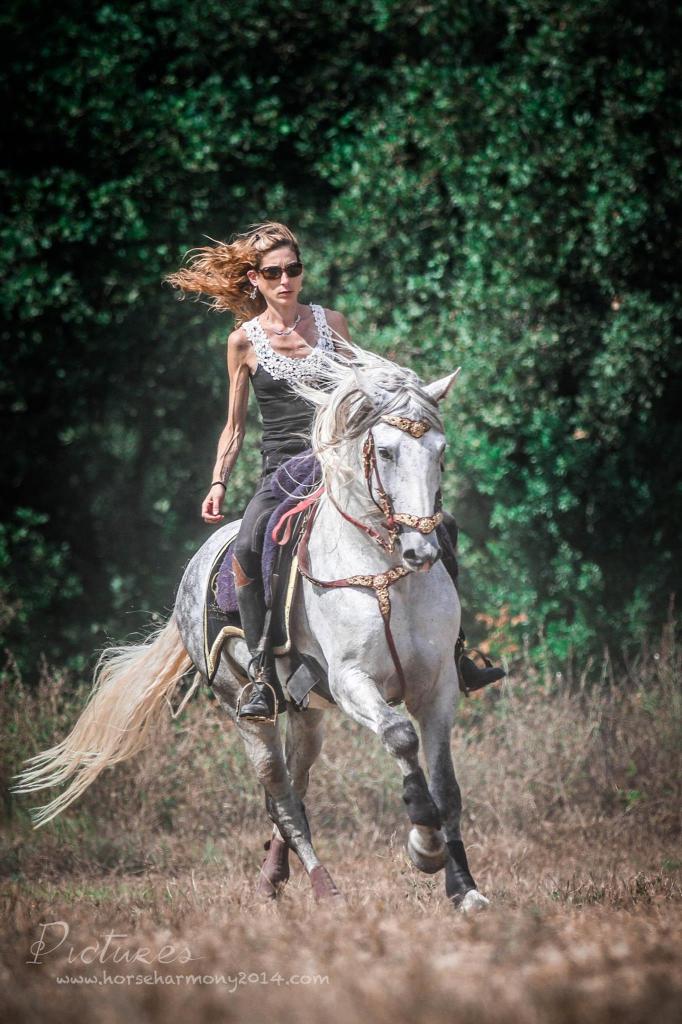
[322,442,377,521]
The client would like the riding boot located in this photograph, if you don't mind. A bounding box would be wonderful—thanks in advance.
[438,514,506,695]
[234,559,285,721]
[455,629,506,694]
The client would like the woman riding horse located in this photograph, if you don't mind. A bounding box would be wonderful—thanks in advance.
[167,221,504,720]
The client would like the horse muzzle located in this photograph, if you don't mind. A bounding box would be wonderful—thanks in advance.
[401,535,441,573]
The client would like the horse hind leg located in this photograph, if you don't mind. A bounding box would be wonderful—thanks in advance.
[238,718,341,904]
[208,646,338,902]
[285,709,341,901]
[263,790,341,903]
[256,833,290,900]
[257,708,340,902]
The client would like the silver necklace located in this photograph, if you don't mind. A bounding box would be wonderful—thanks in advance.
[261,312,301,337]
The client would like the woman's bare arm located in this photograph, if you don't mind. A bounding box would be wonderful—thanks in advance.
[202,328,252,523]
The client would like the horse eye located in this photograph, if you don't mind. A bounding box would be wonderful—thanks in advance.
[377,447,393,460]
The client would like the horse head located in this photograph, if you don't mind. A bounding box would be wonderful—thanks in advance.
[361,370,460,571]
[295,345,461,572]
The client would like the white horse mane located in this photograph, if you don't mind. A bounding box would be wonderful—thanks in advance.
[290,339,444,490]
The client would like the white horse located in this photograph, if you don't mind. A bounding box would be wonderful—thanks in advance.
[14,349,489,912]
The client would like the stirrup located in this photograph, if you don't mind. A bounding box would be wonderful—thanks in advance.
[236,679,280,724]
[457,647,506,697]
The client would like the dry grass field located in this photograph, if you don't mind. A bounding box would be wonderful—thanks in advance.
[1,632,680,1023]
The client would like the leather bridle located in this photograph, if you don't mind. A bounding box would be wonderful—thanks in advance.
[326,414,444,554]
[294,414,445,705]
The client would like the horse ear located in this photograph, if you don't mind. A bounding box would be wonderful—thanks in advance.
[352,367,380,408]
[424,368,461,403]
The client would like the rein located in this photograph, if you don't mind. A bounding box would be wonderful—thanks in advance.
[294,414,443,704]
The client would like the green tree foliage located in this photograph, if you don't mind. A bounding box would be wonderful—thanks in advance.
[0,0,391,665]
[1,0,680,672]
[317,0,682,660]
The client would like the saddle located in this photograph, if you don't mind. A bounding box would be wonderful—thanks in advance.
[203,453,333,708]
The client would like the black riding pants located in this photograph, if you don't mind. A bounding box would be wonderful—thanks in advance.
[232,452,294,582]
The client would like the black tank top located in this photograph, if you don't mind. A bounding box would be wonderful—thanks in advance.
[243,304,335,460]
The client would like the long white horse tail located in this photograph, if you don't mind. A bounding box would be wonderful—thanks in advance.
[12,614,193,828]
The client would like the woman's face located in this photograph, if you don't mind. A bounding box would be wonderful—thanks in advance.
[247,244,304,304]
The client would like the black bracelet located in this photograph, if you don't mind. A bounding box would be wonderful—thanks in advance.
[211,480,226,489]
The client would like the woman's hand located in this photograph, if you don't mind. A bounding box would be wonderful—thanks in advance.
[202,483,226,524]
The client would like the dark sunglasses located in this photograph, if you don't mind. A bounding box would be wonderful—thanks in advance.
[257,261,303,281]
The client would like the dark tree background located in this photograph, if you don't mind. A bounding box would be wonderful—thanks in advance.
[1,0,680,675]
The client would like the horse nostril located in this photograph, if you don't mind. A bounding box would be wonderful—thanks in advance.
[402,541,439,573]
[404,549,433,570]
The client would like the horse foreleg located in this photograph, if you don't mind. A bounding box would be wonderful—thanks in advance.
[416,686,489,910]
[333,667,446,872]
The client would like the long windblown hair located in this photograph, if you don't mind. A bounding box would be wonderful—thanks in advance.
[292,340,444,491]
[165,221,301,325]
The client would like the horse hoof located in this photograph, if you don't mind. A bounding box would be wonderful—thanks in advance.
[310,864,343,903]
[256,837,290,900]
[255,887,279,903]
[407,826,447,874]
[454,889,490,913]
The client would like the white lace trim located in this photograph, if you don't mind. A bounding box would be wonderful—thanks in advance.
[243,303,335,384]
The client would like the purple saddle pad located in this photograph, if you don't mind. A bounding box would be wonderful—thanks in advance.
[215,451,321,614]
